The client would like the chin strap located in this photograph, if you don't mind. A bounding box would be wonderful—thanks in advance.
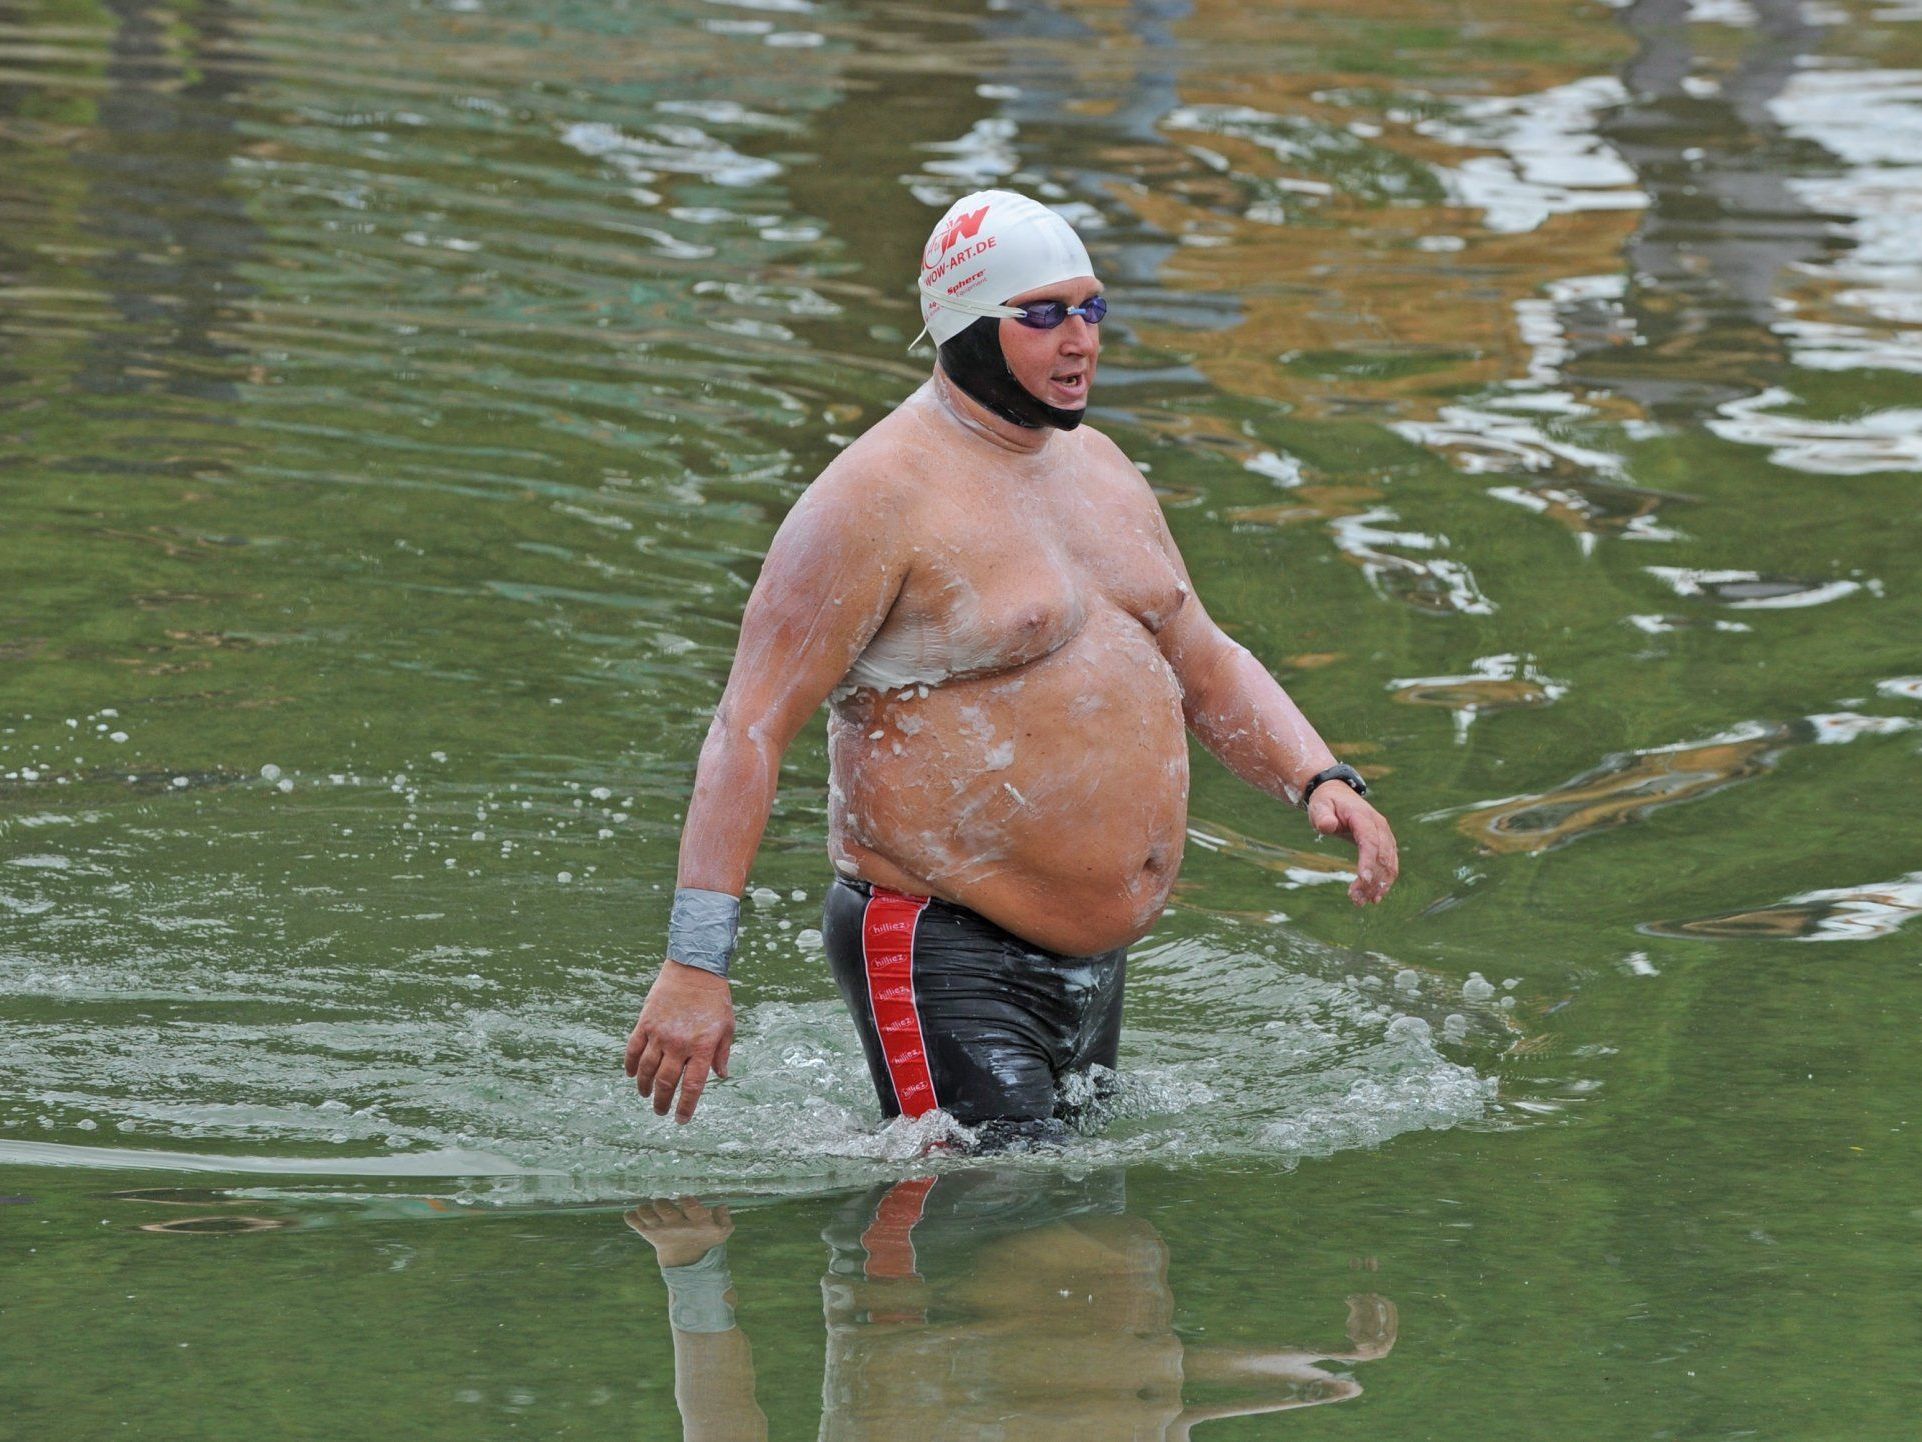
[936,315,1085,432]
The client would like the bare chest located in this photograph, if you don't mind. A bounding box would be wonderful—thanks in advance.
[838,494,1186,697]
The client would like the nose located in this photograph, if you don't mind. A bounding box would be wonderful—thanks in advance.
[1058,312,1098,352]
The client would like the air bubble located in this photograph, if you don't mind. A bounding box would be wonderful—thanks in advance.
[1386,1015,1431,1043]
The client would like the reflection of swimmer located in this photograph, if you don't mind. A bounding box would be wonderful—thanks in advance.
[627,1171,1397,1440]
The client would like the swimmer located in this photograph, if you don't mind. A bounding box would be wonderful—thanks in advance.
[626,188,1399,1130]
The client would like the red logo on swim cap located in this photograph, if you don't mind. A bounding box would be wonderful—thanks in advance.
[923,205,990,271]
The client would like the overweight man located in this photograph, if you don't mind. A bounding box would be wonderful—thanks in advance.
[626,189,1399,1136]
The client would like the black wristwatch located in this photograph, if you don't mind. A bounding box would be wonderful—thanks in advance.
[1300,763,1368,809]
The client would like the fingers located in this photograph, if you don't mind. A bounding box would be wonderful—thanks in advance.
[626,1016,730,1120]
[1310,790,1399,906]
[631,1036,664,1097]
[650,1052,685,1117]
[1349,816,1399,905]
[624,1200,673,1235]
[1350,824,1382,905]
[1376,817,1400,896]
[674,1056,711,1125]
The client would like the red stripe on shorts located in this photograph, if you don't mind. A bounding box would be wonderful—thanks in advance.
[861,887,937,1118]
[860,1174,938,1281]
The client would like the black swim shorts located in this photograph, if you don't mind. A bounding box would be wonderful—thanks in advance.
[821,876,1126,1131]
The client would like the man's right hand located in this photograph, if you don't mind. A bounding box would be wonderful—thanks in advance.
[625,961,735,1124]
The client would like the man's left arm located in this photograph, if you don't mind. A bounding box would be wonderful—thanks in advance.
[1143,494,1398,906]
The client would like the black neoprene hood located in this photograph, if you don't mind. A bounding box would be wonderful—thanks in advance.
[936,314,1087,432]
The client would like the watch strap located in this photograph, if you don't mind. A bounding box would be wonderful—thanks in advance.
[1300,763,1368,809]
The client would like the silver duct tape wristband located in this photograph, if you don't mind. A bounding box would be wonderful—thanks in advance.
[668,887,740,979]
[660,1244,738,1334]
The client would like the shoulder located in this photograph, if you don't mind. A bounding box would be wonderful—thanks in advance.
[1071,422,1136,474]
[1068,423,1164,515]
[767,403,935,561]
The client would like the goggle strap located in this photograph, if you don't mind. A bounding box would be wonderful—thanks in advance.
[916,279,1027,322]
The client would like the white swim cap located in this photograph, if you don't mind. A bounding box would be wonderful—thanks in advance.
[915,189,1093,348]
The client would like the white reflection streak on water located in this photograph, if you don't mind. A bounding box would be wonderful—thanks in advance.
[1708,58,1922,471]
[1397,81,1649,518]
[1777,874,1922,940]
[1643,565,1871,609]
[1416,76,1646,236]
[1707,387,1922,474]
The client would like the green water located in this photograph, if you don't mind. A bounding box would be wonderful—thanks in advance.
[4,0,1920,1435]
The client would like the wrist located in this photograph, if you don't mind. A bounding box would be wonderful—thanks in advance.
[662,957,732,988]
[668,887,740,979]
[659,1244,738,1334]
[652,1238,720,1268]
[1299,762,1368,810]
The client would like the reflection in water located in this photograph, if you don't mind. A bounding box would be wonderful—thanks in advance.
[1327,508,1496,616]
[1450,710,1917,853]
[1387,653,1568,743]
[630,1170,1395,1440]
[1645,870,1922,941]
[1185,818,1355,889]
[135,1213,294,1235]
[1418,74,1646,235]
[1644,565,1868,610]
[1769,67,1922,379]
[1707,386,1922,474]
[1452,721,1791,855]
[1587,0,1835,409]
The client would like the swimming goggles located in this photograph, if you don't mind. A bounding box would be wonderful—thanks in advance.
[914,282,1107,347]
[1012,295,1107,329]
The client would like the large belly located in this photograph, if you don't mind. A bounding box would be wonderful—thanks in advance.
[828,605,1189,955]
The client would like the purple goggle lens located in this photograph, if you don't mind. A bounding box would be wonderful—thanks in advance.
[1013,295,1108,329]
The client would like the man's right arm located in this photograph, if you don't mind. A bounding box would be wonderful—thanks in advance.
[625,459,910,1122]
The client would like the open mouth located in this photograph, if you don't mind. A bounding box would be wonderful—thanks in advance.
[1049,371,1088,402]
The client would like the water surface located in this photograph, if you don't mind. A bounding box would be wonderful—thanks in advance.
[4,0,1920,1435]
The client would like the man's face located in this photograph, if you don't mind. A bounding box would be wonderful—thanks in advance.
[997,275,1102,413]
